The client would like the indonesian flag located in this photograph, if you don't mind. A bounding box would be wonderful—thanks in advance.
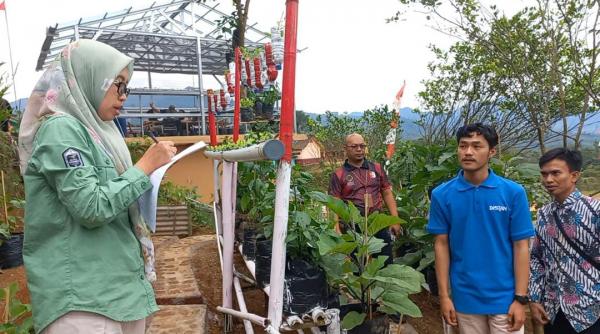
[385,81,406,160]
[0,2,5,10]
[393,80,406,110]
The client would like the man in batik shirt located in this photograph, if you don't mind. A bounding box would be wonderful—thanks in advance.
[529,148,600,334]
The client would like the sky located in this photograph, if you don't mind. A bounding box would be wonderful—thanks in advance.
[0,0,527,113]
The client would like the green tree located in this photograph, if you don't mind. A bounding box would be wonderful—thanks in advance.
[393,0,600,152]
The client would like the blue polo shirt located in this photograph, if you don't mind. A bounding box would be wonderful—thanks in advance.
[427,169,534,314]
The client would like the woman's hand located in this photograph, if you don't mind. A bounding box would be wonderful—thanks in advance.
[135,141,177,175]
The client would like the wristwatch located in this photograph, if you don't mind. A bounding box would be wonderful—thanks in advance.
[514,295,530,305]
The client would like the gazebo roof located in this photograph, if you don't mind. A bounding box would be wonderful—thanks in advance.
[36,0,270,75]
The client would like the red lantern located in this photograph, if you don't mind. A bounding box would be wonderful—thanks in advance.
[220,90,227,110]
[245,58,252,87]
[207,89,217,146]
[213,94,219,112]
[225,71,234,94]
[265,43,278,82]
[253,57,263,90]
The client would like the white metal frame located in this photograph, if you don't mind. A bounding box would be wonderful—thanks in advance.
[204,141,341,333]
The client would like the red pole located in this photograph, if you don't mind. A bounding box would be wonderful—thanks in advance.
[207,89,217,146]
[233,47,241,143]
[280,0,299,162]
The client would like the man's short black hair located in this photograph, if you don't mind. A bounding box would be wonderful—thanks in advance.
[538,148,583,172]
[455,123,499,148]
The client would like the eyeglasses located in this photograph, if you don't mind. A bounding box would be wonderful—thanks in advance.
[113,81,130,97]
[346,144,367,150]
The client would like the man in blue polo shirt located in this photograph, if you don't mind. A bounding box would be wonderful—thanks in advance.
[427,123,534,333]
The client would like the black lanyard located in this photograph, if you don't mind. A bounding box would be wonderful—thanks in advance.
[552,210,600,272]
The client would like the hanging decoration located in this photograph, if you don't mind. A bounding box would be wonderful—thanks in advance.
[207,89,217,146]
[253,57,263,90]
[271,27,284,69]
[264,43,278,82]
[240,59,247,87]
[220,89,228,111]
[213,93,219,113]
[244,58,253,87]
[225,70,234,94]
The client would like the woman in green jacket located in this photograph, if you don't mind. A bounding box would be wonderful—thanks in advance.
[18,39,176,334]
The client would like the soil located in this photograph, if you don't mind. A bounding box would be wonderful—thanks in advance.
[190,234,267,334]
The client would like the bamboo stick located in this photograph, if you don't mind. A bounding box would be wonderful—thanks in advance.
[1,171,8,227]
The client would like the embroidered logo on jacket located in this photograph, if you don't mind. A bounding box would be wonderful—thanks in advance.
[489,205,508,212]
[63,148,84,168]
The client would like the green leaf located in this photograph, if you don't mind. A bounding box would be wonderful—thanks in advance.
[317,234,338,256]
[331,240,358,255]
[294,211,311,227]
[365,264,424,294]
[341,311,367,330]
[371,286,386,300]
[327,197,350,222]
[437,152,455,165]
[240,193,251,213]
[416,250,435,271]
[394,250,423,267]
[367,213,404,236]
[347,201,363,223]
[9,304,28,320]
[363,256,388,276]
[363,237,387,258]
[308,191,328,204]
[381,293,423,317]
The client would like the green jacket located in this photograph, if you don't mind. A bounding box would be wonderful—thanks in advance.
[23,115,158,333]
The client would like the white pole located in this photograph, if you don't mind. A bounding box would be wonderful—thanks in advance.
[221,162,235,332]
[326,309,341,334]
[203,139,284,162]
[213,160,223,234]
[2,2,17,103]
[267,160,292,331]
[216,306,269,327]
[233,276,254,333]
[191,1,206,135]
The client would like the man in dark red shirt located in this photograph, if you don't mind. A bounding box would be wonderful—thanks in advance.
[328,133,400,264]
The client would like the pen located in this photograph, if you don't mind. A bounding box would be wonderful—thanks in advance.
[149,132,159,144]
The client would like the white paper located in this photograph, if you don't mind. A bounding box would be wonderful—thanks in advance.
[139,140,207,232]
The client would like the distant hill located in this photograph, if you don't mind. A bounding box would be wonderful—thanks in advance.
[11,96,600,146]
[304,108,600,147]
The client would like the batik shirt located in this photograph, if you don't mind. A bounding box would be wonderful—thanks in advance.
[529,190,600,332]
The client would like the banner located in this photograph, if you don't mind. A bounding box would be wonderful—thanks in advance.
[385,81,406,160]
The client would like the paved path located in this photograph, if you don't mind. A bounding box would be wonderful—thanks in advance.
[147,235,215,334]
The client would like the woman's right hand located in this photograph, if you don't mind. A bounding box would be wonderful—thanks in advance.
[135,141,177,175]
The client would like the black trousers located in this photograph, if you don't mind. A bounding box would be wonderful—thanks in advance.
[545,310,600,334]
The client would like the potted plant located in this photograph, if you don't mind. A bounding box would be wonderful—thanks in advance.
[236,159,277,274]
[258,85,280,120]
[0,197,25,270]
[240,96,255,122]
[312,192,424,333]
[280,166,332,315]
